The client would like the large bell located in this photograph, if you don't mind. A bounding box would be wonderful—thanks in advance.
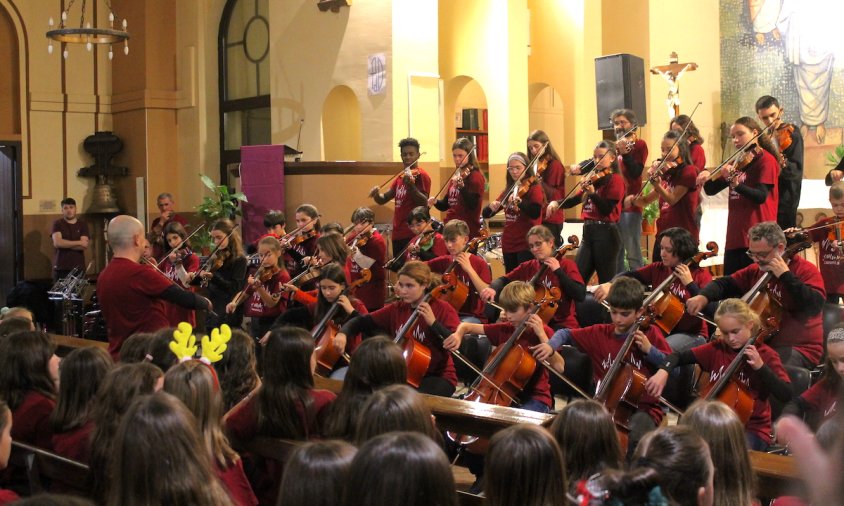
[87,182,121,214]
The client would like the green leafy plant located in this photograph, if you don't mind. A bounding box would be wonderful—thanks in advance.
[826,144,844,166]
[191,174,247,252]
[641,181,660,226]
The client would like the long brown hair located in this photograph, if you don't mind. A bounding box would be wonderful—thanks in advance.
[485,424,567,506]
[258,327,316,439]
[314,263,361,324]
[681,400,755,506]
[0,331,57,409]
[527,129,562,163]
[453,137,481,171]
[353,385,439,446]
[549,400,623,486]
[164,361,239,468]
[632,426,713,506]
[316,232,350,264]
[277,440,357,506]
[213,328,259,411]
[212,218,245,259]
[50,346,113,433]
[733,116,785,169]
[107,393,234,506]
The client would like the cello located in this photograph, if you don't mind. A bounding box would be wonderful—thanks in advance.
[311,269,372,376]
[643,241,718,335]
[697,319,779,425]
[527,235,580,324]
[430,229,489,311]
[392,293,435,388]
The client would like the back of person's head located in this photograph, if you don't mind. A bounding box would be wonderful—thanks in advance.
[632,426,714,506]
[277,440,357,506]
[107,392,233,506]
[164,360,237,468]
[0,306,34,321]
[0,316,36,338]
[0,330,57,409]
[831,181,844,200]
[344,431,458,506]
[12,494,95,506]
[583,467,671,505]
[485,424,567,506]
[147,327,178,372]
[550,400,623,485]
[213,328,258,411]
[50,346,113,433]
[118,332,155,363]
[680,400,754,506]
[353,384,438,445]
[606,277,645,310]
[0,400,10,469]
[324,336,406,440]
[259,327,315,439]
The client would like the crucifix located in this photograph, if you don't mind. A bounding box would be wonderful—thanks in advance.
[650,52,698,119]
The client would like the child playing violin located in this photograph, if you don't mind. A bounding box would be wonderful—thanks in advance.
[345,207,386,311]
[225,235,289,340]
[626,130,700,254]
[528,130,567,246]
[285,232,350,303]
[645,298,792,451]
[551,140,624,284]
[397,206,447,266]
[534,277,672,453]
[425,219,491,322]
[756,95,804,230]
[612,109,647,272]
[482,152,544,273]
[428,137,486,239]
[283,204,321,278]
[190,219,247,332]
[698,117,781,275]
[670,114,706,172]
[160,221,200,326]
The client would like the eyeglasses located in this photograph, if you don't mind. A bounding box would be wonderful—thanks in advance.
[745,249,774,260]
[507,166,523,171]
[528,241,546,250]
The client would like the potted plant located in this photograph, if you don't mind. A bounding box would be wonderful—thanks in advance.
[640,181,659,236]
[191,174,247,253]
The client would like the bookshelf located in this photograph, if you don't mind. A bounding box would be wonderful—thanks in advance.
[455,108,488,163]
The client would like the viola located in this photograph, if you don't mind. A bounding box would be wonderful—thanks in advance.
[430,229,489,311]
[698,320,779,425]
[643,241,718,335]
[528,236,581,324]
[311,269,372,376]
[776,123,794,152]
[393,293,434,388]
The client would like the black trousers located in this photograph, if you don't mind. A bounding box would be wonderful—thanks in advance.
[576,223,621,284]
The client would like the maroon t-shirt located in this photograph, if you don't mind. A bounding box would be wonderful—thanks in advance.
[0,489,19,504]
[568,323,670,425]
[12,391,55,449]
[444,168,485,238]
[161,251,201,327]
[506,258,583,329]
[243,269,290,318]
[500,183,544,253]
[731,256,825,364]
[581,173,624,222]
[367,298,460,386]
[51,420,94,463]
[542,159,567,224]
[215,458,258,506]
[98,257,175,359]
[656,163,700,241]
[347,231,388,311]
[692,340,789,444]
[391,170,432,241]
[808,218,844,295]
[724,150,779,250]
[51,218,89,271]
[482,322,553,408]
[689,141,706,173]
[799,377,839,423]
[426,254,492,319]
[634,262,712,338]
[619,140,648,212]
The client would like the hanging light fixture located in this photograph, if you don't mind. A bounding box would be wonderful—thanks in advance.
[47,0,129,60]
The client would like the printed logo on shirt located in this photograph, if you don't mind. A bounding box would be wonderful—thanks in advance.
[601,352,642,372]
[448,184,460,207]
[825,401,838,418]
[709,365,750,388]
[412,324,427,343]
[395,183,408,206]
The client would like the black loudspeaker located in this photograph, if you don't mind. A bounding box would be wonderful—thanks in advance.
[595,53,647,130]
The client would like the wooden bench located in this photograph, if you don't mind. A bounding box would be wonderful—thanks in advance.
[8,441,91,497]
[50,333,108,356]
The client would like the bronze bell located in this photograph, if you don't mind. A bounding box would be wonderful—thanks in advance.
[78,131,129,214]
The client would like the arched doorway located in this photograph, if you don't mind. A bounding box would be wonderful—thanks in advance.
[321,85,361,160]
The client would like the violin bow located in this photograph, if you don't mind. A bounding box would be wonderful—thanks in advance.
[371,153,426,194]
[279,214,321,248]
[156,223,206,267]
[705,120,775,181]
[198,225,241,272]
[430,144,477,203]
[791,216,844,234]
[496,142,549,207]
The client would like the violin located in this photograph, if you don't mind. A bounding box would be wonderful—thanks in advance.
[579,166,613,189]
[346,223,373,249]
[646,155,684,185]
[789,217,844,255]
[506,173,540,213]
[393,292,434,388]
[643,241,718,335]
[287,258,326,289]
[697,319,779,425]
[279,215,321,249]
[291,229,317,246]
[776,123,795,152]
[430,229,489,311]
[740,233,811,333]
[528,236,580,324]
[312,269,372,376]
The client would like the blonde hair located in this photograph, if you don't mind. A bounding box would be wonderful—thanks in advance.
[714,298,761,335]
[499,281,535,311]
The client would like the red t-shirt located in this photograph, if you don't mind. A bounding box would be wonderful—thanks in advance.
[367,298,460,386]
[51,420,94,463]
[404,233,448,262]
[581,173,625,222]
[51,218,89,271]
[426,254,492,319]
[12,391,55,449]
[215,458,258,506]
[482,322,553,408]
[506,259,583,329]
[731,256,825,364]
[634,262,712,338]
[568,323,670,425]
[691,340,789,444]
[500,183,544,253]
[619,140,648,212]
[98,257,175,359]
[656,163,700,241]
[542,159,567,224]
[724,150,779,249]
[444,168,486,238]
[391,170,432,241]
[799,377,839,423]
[161,251,201,326]
[346,230,387,311]
[0,489,19,505]
[808,218,844,295]
[243,269,290,318]
[689,141,706,173]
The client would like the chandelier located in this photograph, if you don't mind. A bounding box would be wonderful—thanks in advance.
[47,0,129,60]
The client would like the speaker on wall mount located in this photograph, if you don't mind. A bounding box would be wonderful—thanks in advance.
[595,53,647,131]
